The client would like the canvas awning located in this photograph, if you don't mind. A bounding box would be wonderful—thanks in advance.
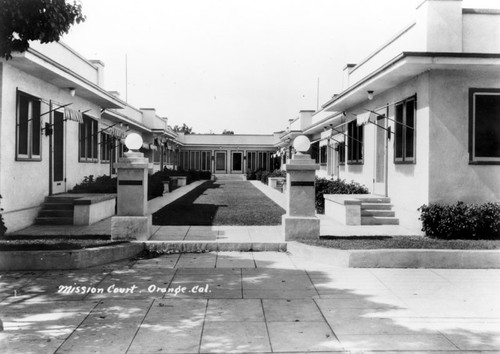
[64,107,83,123]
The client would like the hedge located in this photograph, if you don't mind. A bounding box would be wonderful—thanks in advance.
[315,178,369,214]
[419,201,500,239]
[70,174,164,200]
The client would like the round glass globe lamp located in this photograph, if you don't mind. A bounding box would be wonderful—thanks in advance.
[293,135,311,153]
[125,133,143,151]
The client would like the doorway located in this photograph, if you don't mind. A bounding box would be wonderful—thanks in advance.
[215,151,226,173]
[52,110,66,194]
[231,151,243,173]
[373,113,388,196]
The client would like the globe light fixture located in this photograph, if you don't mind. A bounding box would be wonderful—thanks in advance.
[125,133,143,151]
[293,135,311,154]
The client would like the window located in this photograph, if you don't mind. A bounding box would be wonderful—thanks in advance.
[347,121,363,164]
[338,142,345,165]
[100,132,112,163]
[180,151,189,170]
[247,151,268,171]
[189,151,200,170]
[79,115,98,162]
[320,145,327,166]
[469,89,500,164]
[16,91,41,160]
[394,96,416,163]
[310,141,319,163]
[201,151,211,171]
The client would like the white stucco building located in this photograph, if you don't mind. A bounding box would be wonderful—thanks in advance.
[277,0,500,232]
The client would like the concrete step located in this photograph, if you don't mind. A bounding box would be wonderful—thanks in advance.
[42,203,73,210]
[44,196,79,203]
[361,216,399,225]
[361,209,395,217]
[361,203,393,210]
[38,210,74,218]
[355,196,391,203]
[35,217,74,225]
[214,174,246,181]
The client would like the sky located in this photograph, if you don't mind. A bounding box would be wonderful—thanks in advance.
[62,0,500,134]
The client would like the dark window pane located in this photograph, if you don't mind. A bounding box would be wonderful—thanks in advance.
[32,99,41,156]
[79,120,85,159]
[92,121,98,159]
[395,103,404,159]
[405,100,415,159]
[18,95,29,155]
[358,125,363,161]
[475,94,500,158]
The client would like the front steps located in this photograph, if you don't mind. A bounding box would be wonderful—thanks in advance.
[35,195,78,225]
[214,174,246,181]
[360,198,399,225]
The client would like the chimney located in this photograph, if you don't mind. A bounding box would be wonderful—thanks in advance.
[298,110,314,130]
[415,0,463,52]
[342,64,356,90]
[108,91,120,98]
[90,60,105,87]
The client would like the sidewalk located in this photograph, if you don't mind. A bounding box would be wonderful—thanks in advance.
[1,250,499,353]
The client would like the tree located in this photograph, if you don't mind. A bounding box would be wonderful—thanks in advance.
[222,129,234,135]
[173,123,194,134]
[0,0,85,59]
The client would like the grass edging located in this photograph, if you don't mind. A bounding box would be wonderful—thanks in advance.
[287,241,500,269]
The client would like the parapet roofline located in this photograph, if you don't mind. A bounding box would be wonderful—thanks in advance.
[322,52,500,112]
[9,48,124,109]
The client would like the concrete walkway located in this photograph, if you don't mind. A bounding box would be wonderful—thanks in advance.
[1,249,499,353]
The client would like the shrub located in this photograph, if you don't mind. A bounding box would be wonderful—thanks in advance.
[71,175,117,194]
[0,194,7,237]
[246,170,257,180]
[148,173,164,200]
[315,178,369,214]
[419,202,500,240]
[261,169,286,184]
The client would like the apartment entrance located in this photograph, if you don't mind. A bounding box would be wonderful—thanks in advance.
[373,113,388,196]
[231,151,243,173]
[52,110,66,194]
[215,151,226,173]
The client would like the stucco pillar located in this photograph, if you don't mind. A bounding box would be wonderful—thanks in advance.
[111,150,152,241]
[282,136,320,241]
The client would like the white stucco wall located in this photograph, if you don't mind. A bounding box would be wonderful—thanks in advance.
[338,73,431,232]
[0,63,109,232]
[428,70,500,204]
[462,12,500,53]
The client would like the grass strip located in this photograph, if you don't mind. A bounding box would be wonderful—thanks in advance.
[296,236,500,250]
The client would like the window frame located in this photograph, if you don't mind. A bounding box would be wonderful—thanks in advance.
[100,132,112,164]
[394,95,417,164]
[347,121,363,164]
[16,90,42,161]
[338,142,346,165]
[469,88,500,165]
[79,114,99,163]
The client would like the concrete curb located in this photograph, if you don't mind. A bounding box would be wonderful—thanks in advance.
[0,243,144,271]
[142,241,287,253]
[287,242,500,269]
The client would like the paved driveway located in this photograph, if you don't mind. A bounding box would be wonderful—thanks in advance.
[1,250,500,353]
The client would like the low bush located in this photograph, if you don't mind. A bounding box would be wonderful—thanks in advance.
[71,175,117,194]
[261,169,286,184]
[157,168,212,185]
[0,194,7,237]
[246,170,257,180]
[315,178,369,214]
[419,201,500,240]
[70,174,164,200]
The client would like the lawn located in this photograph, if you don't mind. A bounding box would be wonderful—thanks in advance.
[0,239,124,251]
[296,236,500,250]
[153,180,286,226]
